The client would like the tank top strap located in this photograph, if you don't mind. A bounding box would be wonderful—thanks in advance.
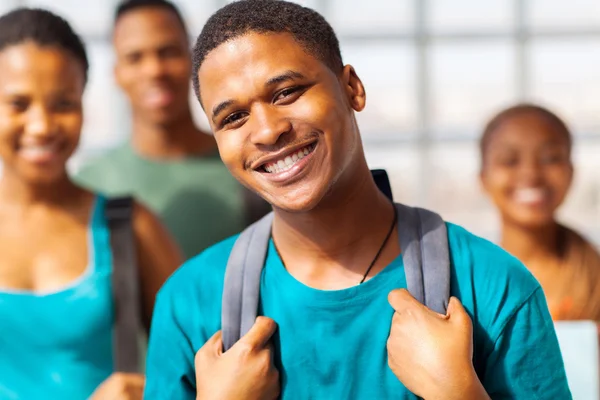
[89,194,112,275]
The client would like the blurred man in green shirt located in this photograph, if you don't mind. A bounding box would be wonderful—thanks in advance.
[75,0,269,259]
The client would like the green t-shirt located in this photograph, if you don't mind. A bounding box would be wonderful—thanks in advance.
[74,143,250,259]
[144,224,571,399]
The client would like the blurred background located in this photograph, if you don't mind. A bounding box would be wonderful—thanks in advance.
[1,0,598,244]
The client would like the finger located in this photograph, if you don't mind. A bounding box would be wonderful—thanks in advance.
[196,330,223,362]
[110,372,145,385]
[237,316,277,349]
[128,383,145,400]
[447,297,472,328]
[388,289,429,315]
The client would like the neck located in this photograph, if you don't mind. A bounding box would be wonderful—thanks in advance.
[272,158,398,276]
[131,108,216,159]
[500,218,562,264]
[0,170,83,209]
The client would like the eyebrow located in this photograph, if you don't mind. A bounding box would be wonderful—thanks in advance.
[211,100,234,123]
[211,70,307,123]
[265,70,306,87]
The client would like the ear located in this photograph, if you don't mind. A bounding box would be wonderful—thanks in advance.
[341,65,366,112]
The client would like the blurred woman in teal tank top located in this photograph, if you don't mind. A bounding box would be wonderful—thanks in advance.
[0,8,183,400]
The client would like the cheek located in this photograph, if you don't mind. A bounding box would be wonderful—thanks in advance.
[546,166,573,194]
[482,167,512,197]
[214,131,244,174]
[0,118,20,157]
[61,114,83,147]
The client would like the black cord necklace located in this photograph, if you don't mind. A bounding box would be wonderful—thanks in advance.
[358,204,398,284]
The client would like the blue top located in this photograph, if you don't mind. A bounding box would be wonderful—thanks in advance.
[145,222,571,399]
[0,196,114,400]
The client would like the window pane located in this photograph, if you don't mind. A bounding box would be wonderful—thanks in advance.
[25,0,119,36]
[529,0,600,29]
[529,39,600,136]
[427,142,497,241]
[341,42,417,139]
[72,42,127,169]
[429,0,513,33]
[329,0,413,36]
[178,0,221,38]
[0,1,19,14]
[364,144,420,206]
[430,41,517,139]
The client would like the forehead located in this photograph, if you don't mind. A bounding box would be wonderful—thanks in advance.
[198,32,329,105]
[489,113,569,148]
[0,43,84,92]
[113,7,186,51]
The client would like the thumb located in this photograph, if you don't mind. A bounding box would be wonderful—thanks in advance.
[195,330,223,364]
[446,297,472,328]
[388,288,427,314]
[236,316,277,350]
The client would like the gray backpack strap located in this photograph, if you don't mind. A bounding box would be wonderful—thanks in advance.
[106,196,142,372]
[222,212,275,351]
[395,203,450,314]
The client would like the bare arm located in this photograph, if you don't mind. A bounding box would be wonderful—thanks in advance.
[132,202,184,332]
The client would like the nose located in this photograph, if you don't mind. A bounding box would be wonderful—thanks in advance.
[249,104,292,146]
[25,105,54,138]
[518,157,543,184]
[142,55,167,79]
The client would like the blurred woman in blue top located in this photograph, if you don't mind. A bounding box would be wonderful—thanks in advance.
[0,8,182,400]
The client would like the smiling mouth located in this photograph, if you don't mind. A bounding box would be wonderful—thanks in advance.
[259,143,316,174]
[512,187,549,205]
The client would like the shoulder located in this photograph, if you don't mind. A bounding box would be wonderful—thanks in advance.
[447,222,539,293]
[74,145,132,189]
[158,235,238,307]
[164,234,239,291]
[152,235,239,343]
[78,145,131,173]
[445,223,543,339]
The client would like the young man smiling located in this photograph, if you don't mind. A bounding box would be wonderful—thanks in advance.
[144,1,571,399]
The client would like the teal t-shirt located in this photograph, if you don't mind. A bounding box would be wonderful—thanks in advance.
[144,223,571,399]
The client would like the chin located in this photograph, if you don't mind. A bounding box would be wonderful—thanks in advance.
[262,185,327,214]
[17,168,67,186]
[509,212,556,229]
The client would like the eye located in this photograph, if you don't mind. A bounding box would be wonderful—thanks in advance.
[495,154,519,167]
[221,111,248,128]
[540,152,565,165]
[9,98,29,112]
[125,52,142,64]
[274,86,305,103]
[158,46,183,60]
[52,98,79,113]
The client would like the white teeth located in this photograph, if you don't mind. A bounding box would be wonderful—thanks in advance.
[20,143,58,162]
[514,188,547,205]
[263,144,314,174]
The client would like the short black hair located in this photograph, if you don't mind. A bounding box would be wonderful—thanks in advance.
[192,0,343,101]
[0,8,88,84]
[480,103,573,164]
[114,0,188,36]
